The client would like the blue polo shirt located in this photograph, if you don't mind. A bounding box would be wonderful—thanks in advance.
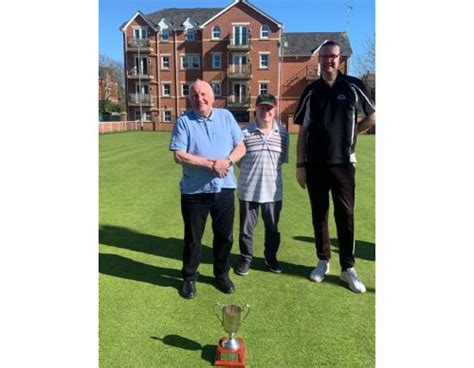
[169,108,244,194]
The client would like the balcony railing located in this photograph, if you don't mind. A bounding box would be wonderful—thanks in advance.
[127,38,152,52]
[128,93,152,106]
[227,64,251,79]
[227,94,250,108]
[227,36,251,50]
[127,67,153,80]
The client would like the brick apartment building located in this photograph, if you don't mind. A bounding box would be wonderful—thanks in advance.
[121,0,351,132]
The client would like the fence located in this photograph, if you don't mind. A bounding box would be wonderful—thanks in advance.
[99,121,142,134]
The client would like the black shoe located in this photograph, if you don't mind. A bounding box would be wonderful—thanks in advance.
[235,261,251,276]
[181,280,197,299]
[265,258,282,274]
[216,277,235,294]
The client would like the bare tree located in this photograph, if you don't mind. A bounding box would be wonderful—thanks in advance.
[99,54,125,110]
[353,35,375,77]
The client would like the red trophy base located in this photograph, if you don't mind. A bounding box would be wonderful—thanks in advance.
[214,337,247,367]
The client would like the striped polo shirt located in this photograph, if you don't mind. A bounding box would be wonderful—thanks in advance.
[238,122,289,203]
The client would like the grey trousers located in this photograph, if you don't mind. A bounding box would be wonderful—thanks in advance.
[238,200,282,263]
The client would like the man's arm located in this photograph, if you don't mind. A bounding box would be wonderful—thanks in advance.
[296,125,308,189]
[173,150,215,170]
[357,112,376,134]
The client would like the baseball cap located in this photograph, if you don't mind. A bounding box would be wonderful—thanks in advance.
[256,93,277,107]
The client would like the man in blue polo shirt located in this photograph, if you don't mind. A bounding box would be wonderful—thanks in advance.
[169,79,246,299]
[235,93,289,276]
[294,41,375,293]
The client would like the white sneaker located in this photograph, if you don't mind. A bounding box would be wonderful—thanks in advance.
[340,267,367,293]
[309,260,330,282]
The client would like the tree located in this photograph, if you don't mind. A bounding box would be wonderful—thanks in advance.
[353,35,375,78]
[99,54,125,111]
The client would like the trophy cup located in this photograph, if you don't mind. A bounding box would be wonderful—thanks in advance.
[213,303,250,367]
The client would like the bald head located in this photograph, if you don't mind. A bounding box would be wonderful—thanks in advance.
[189,79,215,118]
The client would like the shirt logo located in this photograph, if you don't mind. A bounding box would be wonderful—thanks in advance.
[337,94,346,100]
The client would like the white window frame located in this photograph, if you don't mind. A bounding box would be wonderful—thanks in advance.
[212,26,221,40]
[162,83,171,96]
[185,29,195,41]
[181,55,200,69]
[135,110,152,122]
[161,55,170,69]
[163,110,172,123]
[161,29,170,42]
[260,25,270,39]
[212,53,222,69]
[259,82,269,95]
[133,27,148,39]
[135,83,149,95]
[181,83,190,97]
[211,81,221,97]
[259,53,270,69]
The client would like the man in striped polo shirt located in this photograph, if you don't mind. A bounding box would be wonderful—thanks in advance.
[235,93,289,276]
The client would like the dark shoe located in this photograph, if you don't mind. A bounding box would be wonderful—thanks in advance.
[235,261,251,276]
[216,277,235,294]
[181,280,197,299]
[265,258,282,274]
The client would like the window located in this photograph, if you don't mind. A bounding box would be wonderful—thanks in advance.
[186,29,195,41]
[181,83,190,97]
[259,83,268,95]
[212,26,221,39]
[181,55,200,69]
[134,56,148,75]
[260,53,269,69]
[135,83,149,95]
[261,25,270,39]
[162,83,171,96]
[161,56,170,69]
[135,111,152,121]
[163,110,172,123]
[161,29,170,41]
[212,53,221,69]
[134,27,148,39]
[211,81,221,97]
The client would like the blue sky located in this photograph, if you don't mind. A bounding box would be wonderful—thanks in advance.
[99,0,375,75]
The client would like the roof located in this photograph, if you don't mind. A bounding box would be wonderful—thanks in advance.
[146,8,222,29]
[282,32,352,57]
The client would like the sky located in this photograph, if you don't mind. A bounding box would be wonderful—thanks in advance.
[99,0,375,75]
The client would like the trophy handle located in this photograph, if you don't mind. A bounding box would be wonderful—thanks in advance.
[241,304,251,322]
[213,303,223,324]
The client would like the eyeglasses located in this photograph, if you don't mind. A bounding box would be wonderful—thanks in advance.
[319,54,340,60]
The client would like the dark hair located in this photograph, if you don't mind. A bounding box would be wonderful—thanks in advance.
[321,40,341,50]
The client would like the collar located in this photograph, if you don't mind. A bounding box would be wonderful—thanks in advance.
[192,109,214,122]
[250,121,279,133]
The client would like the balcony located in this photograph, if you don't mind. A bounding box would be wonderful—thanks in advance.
[127,67,153,80]
[128,93,152,106]
[127,38,153,52]
[305,65,320,80]
[227,64,251,79]
[227,94,250,108]
[227,36,251,51]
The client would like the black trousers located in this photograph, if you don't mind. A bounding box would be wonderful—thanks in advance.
[305,163,356,271]
[180,189,235,281]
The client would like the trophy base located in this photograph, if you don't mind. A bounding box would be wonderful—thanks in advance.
[214,337,247,367]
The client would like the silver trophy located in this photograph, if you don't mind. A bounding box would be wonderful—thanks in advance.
[214,303,250,350]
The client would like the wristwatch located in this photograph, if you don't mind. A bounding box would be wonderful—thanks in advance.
[228,158,234,167]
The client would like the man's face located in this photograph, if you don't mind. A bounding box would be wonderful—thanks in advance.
[256,104,276,125]
[190,82,215,117]
[319,45,341,75]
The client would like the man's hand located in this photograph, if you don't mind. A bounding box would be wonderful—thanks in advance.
[212,158,231,178]
[296,167,306,189]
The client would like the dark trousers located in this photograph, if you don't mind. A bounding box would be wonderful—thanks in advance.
[180,189,235,281]
[305,163,355,271]
[239,200,282,263]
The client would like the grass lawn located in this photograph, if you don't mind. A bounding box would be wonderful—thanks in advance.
[99,131,375,367]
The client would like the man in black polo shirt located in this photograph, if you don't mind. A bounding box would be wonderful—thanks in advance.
[294,40,375,293]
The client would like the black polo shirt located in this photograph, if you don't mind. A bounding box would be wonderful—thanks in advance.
[294,72,375,164]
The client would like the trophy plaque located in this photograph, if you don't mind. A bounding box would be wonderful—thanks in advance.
[213,303,250,367]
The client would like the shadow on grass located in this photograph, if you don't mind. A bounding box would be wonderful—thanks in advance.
[150,335,215,364]
[293,236,375,261]
[99,253,215,296]
[99,224,215,265]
